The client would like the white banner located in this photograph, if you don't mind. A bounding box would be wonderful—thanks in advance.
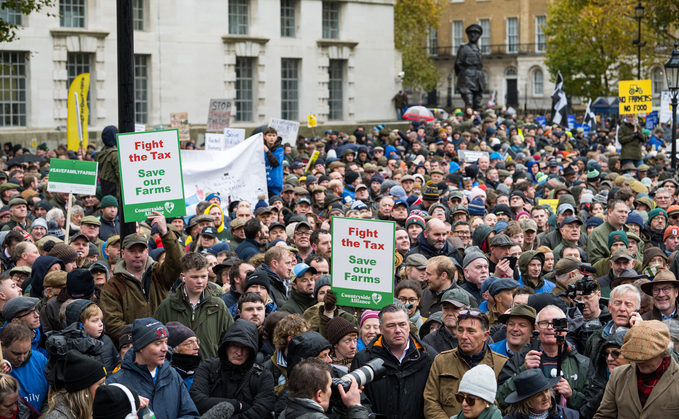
[660,91,673,124]
[181,133,267,216]
[269,118,300,145]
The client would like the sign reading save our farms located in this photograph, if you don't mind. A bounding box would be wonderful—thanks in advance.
[331,217,395,309]
[117,129,186,222]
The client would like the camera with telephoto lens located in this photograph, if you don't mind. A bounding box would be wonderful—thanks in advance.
[331,358,386,398]
[566,268,598,312]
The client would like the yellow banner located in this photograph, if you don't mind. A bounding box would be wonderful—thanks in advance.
[67,73,90,151]
[307,114,317,128]
[306,150,320,172]
[538,199,559,214]
[618,80,652,114]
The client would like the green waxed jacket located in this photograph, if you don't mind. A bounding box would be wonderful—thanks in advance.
[617,121,647,161]
[96,146,120,183]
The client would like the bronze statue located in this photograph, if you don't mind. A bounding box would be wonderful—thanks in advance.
[454,24,485,110]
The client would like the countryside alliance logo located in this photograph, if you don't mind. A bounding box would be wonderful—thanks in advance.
[164,201,175,213]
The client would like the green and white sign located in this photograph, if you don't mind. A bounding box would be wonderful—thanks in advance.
[117,129,186,222]
[47,159,98,195]
[331,217,395,309]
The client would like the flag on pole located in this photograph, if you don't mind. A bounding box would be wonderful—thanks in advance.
[487,89,496,108]
[584,98,597,132]
[551,71,568,126]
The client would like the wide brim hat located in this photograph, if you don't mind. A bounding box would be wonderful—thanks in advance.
[641,268,678,295]
[504,368,562,404]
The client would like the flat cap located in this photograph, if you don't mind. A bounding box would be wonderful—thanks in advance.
[3,297,40,322]
[554,257,581,276]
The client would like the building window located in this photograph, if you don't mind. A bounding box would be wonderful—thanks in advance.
[229,0,249,35]
[0,52,26,127]
[533,69,543,96]
[0,1,22,26]
[653,68,664,95]
[281,59,299,121]
[133,0,144,31]
[67,52,92,123]
[507,17,518,53]
[134,55,149,124]
[60,0,86,28]
[280,0,295,37]
[535,16,546,52]
[328,59,343,120]
[322,2,339,40]
[428,27,438,56]
[482,70,490,93]
[235,57,254,122]
[479,19,490,54]
[452,21,464,54]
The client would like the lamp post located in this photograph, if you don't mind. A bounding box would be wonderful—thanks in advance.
[633,2,645,79]
[664,42,679,170]
[447,74,453,108]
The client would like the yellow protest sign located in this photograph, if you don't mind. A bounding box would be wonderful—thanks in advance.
[538,199,559,214]
[618,80,652,114]
[305,150,320,172]
[307,114,317,128]
[67,73,89,151]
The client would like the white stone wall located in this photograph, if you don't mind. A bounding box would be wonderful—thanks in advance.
[0,0,400,133]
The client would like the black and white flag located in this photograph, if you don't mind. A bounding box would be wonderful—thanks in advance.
[551,71,568,126]
[584,98,597,132]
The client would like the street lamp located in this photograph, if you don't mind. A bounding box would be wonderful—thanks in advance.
[447,74,453,108]
[664,42,679,170]
[633,2,645,79]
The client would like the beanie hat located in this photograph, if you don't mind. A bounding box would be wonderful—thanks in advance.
[494,220,509,233]
[313,274,331,299]
[515,211,530,220]
[389,185,407,201]
[100,195,119,209]
[463,250,487,269]
[327,317,359,346]
[360,309,380,328]
[64,299,95,327]
[64,350,107,392]
[31,218,48,231]
[405,214,426,230]
[166,321,197,348]
[370,174,383,185]
[607,231,629,249]
[664,226,679,242]
[205,192,221,203]
[244,268,272,296]
[626,212,644,227]
[66,269,95,299]
[48,243,78,264]
[458,364,497,404]
[468,197,486,216]
[131,317,168,352]
[345,171,360,185]
[118,324,134,350]
[422,181,440,201]
[93,385,141,419]
[649,208,668,222]
[586,216,604,228]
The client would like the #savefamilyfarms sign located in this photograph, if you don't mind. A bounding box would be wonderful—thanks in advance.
[117,129,186,222]
[331,217,395,309]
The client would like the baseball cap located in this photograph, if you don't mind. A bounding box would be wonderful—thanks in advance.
[293,263,317,278]
[122,233,148,249]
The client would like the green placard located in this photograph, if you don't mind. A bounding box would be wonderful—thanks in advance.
[117,129,187,222]
[47,159,98,195]
[330,216,395,309]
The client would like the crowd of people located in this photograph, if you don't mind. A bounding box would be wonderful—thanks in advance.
[0,107,677,419]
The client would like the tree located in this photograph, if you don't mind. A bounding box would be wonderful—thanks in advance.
[0,0,57,44]
[394,0,442,92]
[543,0,665,99]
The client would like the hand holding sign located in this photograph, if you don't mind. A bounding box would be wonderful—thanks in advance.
[149,211,168,236]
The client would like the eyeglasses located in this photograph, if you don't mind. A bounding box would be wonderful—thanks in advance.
[16,308,38,319]
[537,320,559,329]
[177,338,200,348]
[459,309,483,317]
[454,230,471,236]
[455,393,480,406]
[398,297,419,304]
[603,349,622,360]
[295,231,311,237]
[652,286,675,295]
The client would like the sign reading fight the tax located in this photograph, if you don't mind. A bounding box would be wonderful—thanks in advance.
[117,129,186,222]
[619,80,652,114]
[331,217,394,309]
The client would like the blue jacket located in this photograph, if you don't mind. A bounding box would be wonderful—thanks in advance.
[106,350,199,419]
[266,145,285,195]
[235,238,260,262]
[98,217,120,242]
[10,350,49,411]
[518,278,556,293]
[220,289,241,309]
[31,328,47,358]
[478,300,489,313]
[342,185,356,202]
[489,339,509,357]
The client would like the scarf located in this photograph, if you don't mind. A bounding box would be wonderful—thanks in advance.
[455,404,502,419]
[637,356,670,407]
[459,344,487,369]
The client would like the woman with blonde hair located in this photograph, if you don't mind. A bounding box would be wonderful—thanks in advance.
[0,374,40,419]
[43,350,106,419]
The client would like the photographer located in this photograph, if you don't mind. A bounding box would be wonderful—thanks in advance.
[487,234,520,281]
[282,357,369,419]
[569,277,611,349]
[497,306,593,411]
